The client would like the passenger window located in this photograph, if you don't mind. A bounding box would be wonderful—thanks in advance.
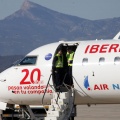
[82,58,88,66]
[18,56,37,65]
[114,57,120,64]
[99,57,105,65]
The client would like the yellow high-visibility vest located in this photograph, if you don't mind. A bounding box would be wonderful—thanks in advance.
[66,51,74,66]
[55,54,63,68]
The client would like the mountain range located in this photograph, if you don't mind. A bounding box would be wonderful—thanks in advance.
[0,0,120,55]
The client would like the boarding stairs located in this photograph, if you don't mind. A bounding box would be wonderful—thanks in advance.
[43,74,75,120]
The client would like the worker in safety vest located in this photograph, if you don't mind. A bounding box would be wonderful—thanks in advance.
[54,49,64,89]
[66,47,74,87]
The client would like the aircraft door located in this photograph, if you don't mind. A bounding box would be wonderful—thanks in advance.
[52,42,79,89]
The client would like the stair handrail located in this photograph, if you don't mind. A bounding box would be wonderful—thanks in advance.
[62,72,71,90]
[57,72,75,119]
[41,73,61,112]
[42,72,74,113]
[50,72,71,112]
[72,76,88,96]
[42,73,52,106]
[68,88,75,120]
[63,88,75,120]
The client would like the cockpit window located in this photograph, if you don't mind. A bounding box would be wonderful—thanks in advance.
[18,56,37,65]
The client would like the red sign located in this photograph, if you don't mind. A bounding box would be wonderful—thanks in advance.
[94,84,109,90]
[20,68,41,85]
[85,44,120,53]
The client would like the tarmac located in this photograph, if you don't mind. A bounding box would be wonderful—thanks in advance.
[75,104,120,120]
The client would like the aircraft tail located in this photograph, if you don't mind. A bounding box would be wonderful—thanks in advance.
[113,32,120,39]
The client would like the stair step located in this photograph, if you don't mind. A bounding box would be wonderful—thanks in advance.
[58,99,68,105]
[44,116,59,120]
[51,98,68,105]
[48,105,55,111]
[49,104,67,111]
[45,86,74,120]
[46,111,61,117]
[53,92,69,99]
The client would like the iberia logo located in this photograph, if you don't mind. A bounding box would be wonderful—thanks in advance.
[84,76,109,91]
[84,76,91,90]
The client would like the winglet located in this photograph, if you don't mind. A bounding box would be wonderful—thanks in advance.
[113,32,120,40]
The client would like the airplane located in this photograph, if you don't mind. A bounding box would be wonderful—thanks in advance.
[0,32,120,120]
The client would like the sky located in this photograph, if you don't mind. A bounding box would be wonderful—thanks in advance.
[0,0,120,20]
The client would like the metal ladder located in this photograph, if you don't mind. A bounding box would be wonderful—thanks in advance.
[42,74,75,120]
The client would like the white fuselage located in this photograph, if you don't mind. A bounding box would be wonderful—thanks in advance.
[0,40,120,105]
